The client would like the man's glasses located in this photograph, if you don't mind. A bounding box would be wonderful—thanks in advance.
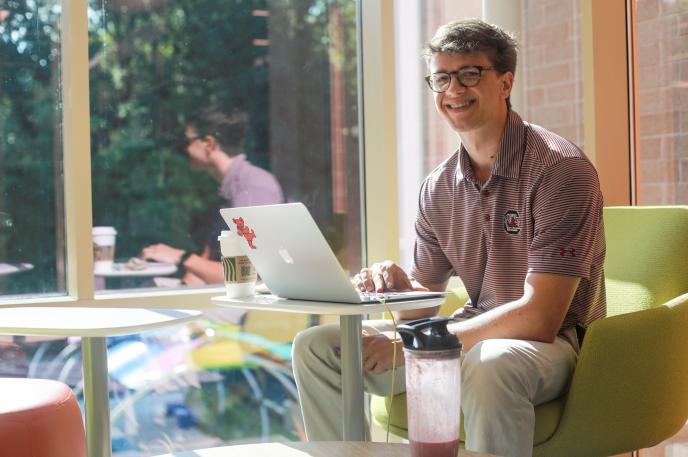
[425,66,495,93]
[184,135,203,146]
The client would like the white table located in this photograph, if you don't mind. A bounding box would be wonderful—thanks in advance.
[0,306,201,457]
[94,261,177,290]
[94,261,177,277]
[211,294,444,441]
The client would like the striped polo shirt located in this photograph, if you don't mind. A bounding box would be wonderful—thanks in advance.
[409,110,606,330]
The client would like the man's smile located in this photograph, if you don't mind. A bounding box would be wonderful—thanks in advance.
[445,99,476,110]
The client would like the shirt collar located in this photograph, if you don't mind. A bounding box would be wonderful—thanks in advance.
[225,153,247,180]
[456,110,526,185]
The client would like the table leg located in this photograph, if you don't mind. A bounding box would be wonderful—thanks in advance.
[81,336,112,457]
[340,314,366,441]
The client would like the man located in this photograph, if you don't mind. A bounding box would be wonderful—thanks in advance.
[292,19,605,457]
[143,110,283,285]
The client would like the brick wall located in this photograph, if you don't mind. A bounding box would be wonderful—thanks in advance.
[636,0,688,204]
[522,0,585,149]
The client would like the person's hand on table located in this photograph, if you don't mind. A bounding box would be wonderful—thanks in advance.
[361,330,404,374]
[141,243,185,264]
[353,260,428,292]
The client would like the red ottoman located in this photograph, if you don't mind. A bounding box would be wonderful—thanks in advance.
[0,378,86,457]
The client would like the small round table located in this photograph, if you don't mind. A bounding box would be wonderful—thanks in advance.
[94,261,177,290]
[211,294,445,441]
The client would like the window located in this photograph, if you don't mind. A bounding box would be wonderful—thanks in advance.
[635,0,688,204]
[0,1,65,298]
[1,1,361,454]
[89,0,361,292]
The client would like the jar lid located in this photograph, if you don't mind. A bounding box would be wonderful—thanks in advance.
[92,226,117,236]
[217,230,239,240]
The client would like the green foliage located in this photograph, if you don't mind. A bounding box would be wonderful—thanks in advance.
[0,1,61,293]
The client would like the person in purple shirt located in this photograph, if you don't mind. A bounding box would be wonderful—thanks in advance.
[142,110,283,285]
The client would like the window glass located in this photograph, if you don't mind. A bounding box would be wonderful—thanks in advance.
[1,1,361,454]
[0,2,65,298]
[636,0,688,204]
[89,0,361,291]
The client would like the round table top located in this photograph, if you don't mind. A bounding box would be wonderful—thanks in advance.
[0,307,200,337]
[151,441,499,457]
[94,261,177,277]
[211,294,446,315]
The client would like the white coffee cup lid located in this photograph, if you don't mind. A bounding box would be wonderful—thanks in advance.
[93,226,117,236]
[218,230,237,240]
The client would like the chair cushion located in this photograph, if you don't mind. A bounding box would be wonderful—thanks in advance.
[0,378,86,457]
[371,393,566,446]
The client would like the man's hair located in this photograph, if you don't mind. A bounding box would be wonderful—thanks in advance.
[423,19,518,108]
[187,109,246,156]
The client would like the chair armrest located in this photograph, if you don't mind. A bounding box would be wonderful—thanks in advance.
[535,293,688,457]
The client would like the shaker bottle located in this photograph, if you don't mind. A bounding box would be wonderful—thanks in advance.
[218,230,257,298]
[397,317,462,457]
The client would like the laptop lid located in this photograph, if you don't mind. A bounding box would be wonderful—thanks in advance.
[219,203,444,304]
[220,203,366,303]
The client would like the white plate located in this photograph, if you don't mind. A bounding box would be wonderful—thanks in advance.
[95,261,177,277]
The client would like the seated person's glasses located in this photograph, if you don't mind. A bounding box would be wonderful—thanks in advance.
[425,66,495,93]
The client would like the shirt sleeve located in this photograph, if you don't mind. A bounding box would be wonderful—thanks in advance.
[528,157,604,279]
[409,179,454,287]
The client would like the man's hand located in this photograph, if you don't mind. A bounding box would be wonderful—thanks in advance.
[141,243,186,264]
[353,260,425,293]
[361,331,404,374]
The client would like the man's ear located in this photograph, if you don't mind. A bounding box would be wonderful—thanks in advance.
[501,72,514,99]
[204,135,218,152]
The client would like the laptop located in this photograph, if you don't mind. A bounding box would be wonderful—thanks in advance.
[219,203,446,304]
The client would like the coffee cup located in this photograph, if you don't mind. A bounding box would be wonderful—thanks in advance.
[93,226,117,273]
[218,230,257,298]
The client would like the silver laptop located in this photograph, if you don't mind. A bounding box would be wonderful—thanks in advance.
[219,203,446,304]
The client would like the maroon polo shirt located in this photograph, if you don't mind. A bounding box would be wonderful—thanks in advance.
[409,110,606,330]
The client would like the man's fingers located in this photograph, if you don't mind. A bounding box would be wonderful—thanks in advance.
[359,268,375,292]
[372,362,387,375]
[373,272,385,292]
[382,269,395,290]
[363,357,377,371]
[353,274,364,291]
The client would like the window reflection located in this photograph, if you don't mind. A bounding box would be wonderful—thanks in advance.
[89,0,361,291]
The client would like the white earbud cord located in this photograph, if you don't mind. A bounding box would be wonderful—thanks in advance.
[375,296,399,443]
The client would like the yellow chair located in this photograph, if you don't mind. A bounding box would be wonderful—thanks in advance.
[372,206,688,456]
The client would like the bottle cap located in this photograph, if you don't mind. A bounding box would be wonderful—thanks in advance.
[397,317,462,352]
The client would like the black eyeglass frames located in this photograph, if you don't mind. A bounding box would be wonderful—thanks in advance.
[425,66,495,92]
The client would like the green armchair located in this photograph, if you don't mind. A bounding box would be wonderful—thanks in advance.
[371,206,688,456]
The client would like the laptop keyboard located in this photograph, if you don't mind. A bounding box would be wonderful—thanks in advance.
[358,291,430,303]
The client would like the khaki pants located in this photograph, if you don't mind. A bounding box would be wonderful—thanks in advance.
[291,319,579,457]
